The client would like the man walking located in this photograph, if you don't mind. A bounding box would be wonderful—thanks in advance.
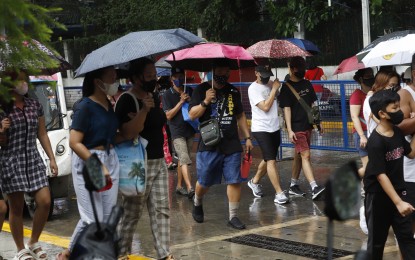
[162,67,196,198]
[279,56,325,200]
[247,66,288,204]
[188,60,253,229]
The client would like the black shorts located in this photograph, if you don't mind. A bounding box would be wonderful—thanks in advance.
[405,182,415,221]
[252,130,281,161]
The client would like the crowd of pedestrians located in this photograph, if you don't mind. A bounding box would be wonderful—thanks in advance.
[2,51,415,260]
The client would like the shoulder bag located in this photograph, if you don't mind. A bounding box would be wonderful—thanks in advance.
[285,82,321,131]
[199,97,227,146]
[115,92,148,196]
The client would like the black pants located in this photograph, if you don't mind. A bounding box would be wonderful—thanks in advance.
[365,191,415,259]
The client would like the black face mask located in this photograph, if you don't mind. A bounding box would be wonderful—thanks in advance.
[213,74,229,86]
[294,70,305,79]
[141,79,157,92]
[362,78,375,88]
[387,110,404,125]
[260,76,270,85]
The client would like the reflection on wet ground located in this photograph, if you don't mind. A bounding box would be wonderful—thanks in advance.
[14,148,401,259]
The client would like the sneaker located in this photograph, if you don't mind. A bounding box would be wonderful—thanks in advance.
[248,179,264,197]
[274,192,289,204]
[227,217,246,230]
[312,186,326,200]
[176,187,188,196]
[359,206,368,235]
[192,204,204,223]
[187,188,195,200]
[289,185,306,196]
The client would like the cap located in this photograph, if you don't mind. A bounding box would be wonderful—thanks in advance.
[171,67,185,75]
[255,65,273,77]
[403,66,412,80]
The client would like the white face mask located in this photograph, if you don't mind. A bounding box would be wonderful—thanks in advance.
[14,81,29,95]
[99,80,119,96]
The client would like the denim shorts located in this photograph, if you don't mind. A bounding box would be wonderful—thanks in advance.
[353,131,368,157]
[196,151,244,187]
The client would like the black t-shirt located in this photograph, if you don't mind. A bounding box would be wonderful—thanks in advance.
[279,79,317,132]
[115,92,167,159]
[162,87,195,139]
[189,82,243,154]
[364,126,411,193]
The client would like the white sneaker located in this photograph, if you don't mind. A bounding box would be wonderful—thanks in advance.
[248,179,264,197]
[359,206,368,235]
[274,192,289,204]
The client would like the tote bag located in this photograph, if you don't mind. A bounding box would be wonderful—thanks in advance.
[115,92,148,196]
[115,137,148,196]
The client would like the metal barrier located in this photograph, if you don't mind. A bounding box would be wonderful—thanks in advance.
[65,80,360,158]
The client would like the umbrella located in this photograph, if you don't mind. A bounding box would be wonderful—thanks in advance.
[75,28,204,77]
[0,37,71,75]
[333,55,365,75]
[156,67,171,77]
[155,55,171,68]
[356,30,415,61]
[285,38,320,54]
[165,43,256,72]
[247,39,312,59]
[361,34,415,67]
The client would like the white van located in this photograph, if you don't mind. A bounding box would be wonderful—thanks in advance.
[23,73,72,218]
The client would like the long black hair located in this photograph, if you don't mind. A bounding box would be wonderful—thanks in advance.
[82,67,110,97]
[128,57,154,84]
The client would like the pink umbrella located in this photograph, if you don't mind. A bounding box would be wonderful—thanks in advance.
[333,55,365,75]
[165,42,256,71]
[247,39,312,59]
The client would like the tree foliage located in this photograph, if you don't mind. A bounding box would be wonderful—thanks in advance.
[0,0,65,102]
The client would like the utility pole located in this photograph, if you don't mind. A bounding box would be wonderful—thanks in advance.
[361,0,371,47]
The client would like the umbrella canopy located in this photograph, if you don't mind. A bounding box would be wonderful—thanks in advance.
[356,30,415,61]
[361,34,415,67]
[0,37,71,75]
[155,55,171,68]
[165,43,256,72]
[285,38,320,54]
[75,28,204,77]
[156,67,171,77]
[333,55,365,75]
[247,39,312,59]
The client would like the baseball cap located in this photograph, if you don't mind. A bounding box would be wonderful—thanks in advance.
[255,65,274,77]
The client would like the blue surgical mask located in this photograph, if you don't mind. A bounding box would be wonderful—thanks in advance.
[172,78,185,87]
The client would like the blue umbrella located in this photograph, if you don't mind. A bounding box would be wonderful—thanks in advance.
[75,28,204,77]
[156,67,171,76]
[285,38,320,54]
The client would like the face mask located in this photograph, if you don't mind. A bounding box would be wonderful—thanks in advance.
[387,110,404,125]
[362,78,375,88]
[99,81,119,96]
[260,76,270,85]
[14,81,29,95]
[172,78,185,87]
[141,79,157,92]
[293,70,305,79]
[213,74,229,86]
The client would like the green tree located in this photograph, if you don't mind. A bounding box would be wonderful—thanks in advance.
[128,161,145,194]
[0,0,64,102]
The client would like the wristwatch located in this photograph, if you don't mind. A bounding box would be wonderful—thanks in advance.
[244,136,252,141]
[200,101,208,108]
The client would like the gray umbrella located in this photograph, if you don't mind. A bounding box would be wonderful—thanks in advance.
[75,28,204,77]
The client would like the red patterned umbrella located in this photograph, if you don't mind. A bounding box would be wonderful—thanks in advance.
[333,55,365,75]
[247,39,312,59]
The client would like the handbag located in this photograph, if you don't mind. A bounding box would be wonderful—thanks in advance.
[0,131,7,147]
[199,98,227,146]
[181,102,199,132]
[285,82,321,131]
[115,92,148,196]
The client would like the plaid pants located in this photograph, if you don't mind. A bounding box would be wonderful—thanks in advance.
[118,158,170,258]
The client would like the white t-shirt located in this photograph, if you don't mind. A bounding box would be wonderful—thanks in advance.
[402,85,415,182]
[363,93,377,138]
[248,81,280,132]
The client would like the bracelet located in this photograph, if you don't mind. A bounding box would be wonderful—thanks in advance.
[244,136,252,141]
[200,101,208,108]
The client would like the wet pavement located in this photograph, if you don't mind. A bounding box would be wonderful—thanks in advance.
[0,148,402,259]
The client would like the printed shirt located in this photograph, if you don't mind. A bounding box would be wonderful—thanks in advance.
[349,89,367,132]
[364,126,411,193]
[189,82,244,155]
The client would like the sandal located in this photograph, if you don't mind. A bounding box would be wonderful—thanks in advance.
[25,242,47,260]
[55,250,70,260]
[13,248,34,260]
